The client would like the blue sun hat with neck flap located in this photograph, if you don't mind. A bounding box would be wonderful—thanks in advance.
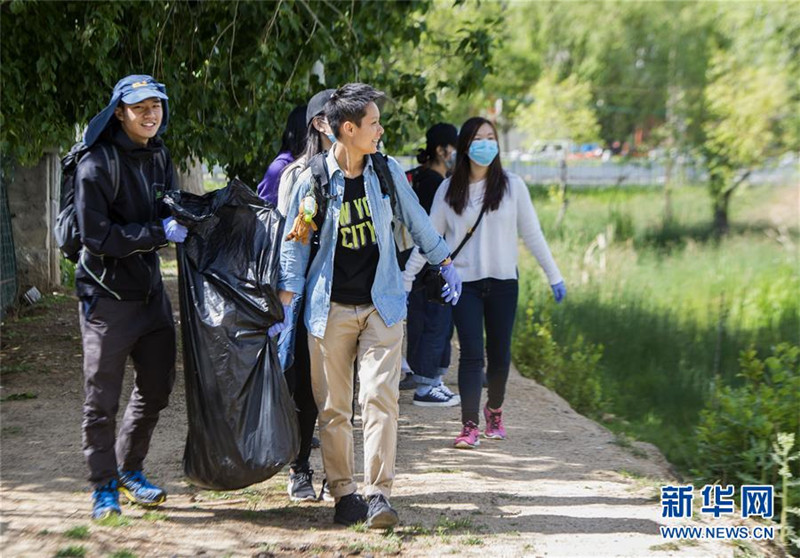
[83,74,169,147]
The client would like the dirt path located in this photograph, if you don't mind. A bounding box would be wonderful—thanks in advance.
[0,275,771,557]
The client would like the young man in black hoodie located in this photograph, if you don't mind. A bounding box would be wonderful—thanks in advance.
[75,74,187,520]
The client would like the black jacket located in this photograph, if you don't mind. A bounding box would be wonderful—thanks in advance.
[74,125,176,301]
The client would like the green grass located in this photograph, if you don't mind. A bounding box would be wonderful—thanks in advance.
[462,534,484,545]
[1,392,38,402]
[140,511,168,522]
[63,526,89,540]
[515,183,799,468]
[54,546,86,557]
[94,514,131,528]
[109,551,138,558]
[434,516,475,535]
[0,363,33,376]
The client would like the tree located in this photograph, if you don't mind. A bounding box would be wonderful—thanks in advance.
[1,0,497,186]
[514,71,601,146]
[699,3,800,234]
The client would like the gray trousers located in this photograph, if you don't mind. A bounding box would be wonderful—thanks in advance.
[79,290,176,488]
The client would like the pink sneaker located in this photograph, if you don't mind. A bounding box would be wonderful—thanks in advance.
[454,421,480,449]
[483,405,507,439]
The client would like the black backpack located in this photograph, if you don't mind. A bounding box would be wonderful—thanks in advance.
[54,142,119,262]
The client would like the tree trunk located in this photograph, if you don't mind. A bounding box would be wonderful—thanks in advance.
[712,190,731,236]
[711,170,750,237]
[177,158,206,195]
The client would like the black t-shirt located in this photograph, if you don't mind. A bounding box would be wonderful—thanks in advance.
[412,166,445,214]
[331,175,379,305]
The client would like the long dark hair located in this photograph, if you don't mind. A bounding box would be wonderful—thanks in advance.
[445,117,507,215]
[280,105,309,158]
[299,119,325,162]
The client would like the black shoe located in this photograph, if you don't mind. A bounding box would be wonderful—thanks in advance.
[399,373,416,390]
[310,436,321,449]
[288,467,317,501]
[366,493,399,529]
[333,493,368,526]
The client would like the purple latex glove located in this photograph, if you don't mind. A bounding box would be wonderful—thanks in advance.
[162,217,188,243]
[268,303,292,337]
[440,261,462,305]
[551,281,567,304]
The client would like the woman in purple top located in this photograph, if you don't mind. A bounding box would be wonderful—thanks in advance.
[257,104,308,205]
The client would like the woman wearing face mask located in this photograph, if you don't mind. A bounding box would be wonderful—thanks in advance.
[275,89,337,502]
[276,89,337,216]
[405,116,567,448]
[401,123,461,406]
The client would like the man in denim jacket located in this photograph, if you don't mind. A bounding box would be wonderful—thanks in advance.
[275,83,461,528]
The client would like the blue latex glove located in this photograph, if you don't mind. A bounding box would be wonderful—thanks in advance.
[268,303,292,337]
[551,281,567,304]
[440,261,463,305]
[162,217,188,243]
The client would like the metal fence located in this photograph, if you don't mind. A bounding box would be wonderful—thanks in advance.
[205,156,798,191]
[394,156,798,188]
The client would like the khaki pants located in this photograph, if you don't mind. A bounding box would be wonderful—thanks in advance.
[308,302,402,500]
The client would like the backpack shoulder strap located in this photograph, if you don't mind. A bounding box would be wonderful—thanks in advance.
[98,144,120,200]
[307,152,331,234]
[370,152,398,215]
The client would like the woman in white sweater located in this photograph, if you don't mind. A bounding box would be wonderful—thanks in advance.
[403,116,567,449]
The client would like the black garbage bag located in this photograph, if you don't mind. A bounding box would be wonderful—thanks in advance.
[164,179,299,490]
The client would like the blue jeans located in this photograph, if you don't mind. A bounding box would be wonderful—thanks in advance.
[452,278,518,425]
[406,287,452,386]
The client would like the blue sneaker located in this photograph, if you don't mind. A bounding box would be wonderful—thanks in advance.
[118,470,166,507]
[92,479,121,520]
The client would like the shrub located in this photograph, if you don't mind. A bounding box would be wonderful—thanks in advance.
[693,344,800,553]
[513,305,606,416]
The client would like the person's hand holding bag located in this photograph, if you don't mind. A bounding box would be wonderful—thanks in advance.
[268,304,292,337]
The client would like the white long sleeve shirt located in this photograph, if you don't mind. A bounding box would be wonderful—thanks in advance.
[403,172,563,289]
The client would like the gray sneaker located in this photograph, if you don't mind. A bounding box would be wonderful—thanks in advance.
[288,467,317,501]
[366,493,399,529]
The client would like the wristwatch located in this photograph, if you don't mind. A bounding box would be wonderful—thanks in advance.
[440,257,452,266]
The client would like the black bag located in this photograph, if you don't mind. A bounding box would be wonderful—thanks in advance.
[164,180,299,491]
[54,142,119,262]
[422,205,487,305]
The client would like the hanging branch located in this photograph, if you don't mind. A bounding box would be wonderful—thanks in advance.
[297,0,337,47]
[228,0,240,109]
[152,1,176,78]
[279,17,319,104]
[203,20,235,88]
[261,0,283,45]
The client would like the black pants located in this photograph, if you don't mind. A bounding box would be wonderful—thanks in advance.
[452,279,518,425]
[79,290,176,488]
[283,302,318,471]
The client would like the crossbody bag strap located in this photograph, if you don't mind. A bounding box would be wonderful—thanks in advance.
[449,205,487,262]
